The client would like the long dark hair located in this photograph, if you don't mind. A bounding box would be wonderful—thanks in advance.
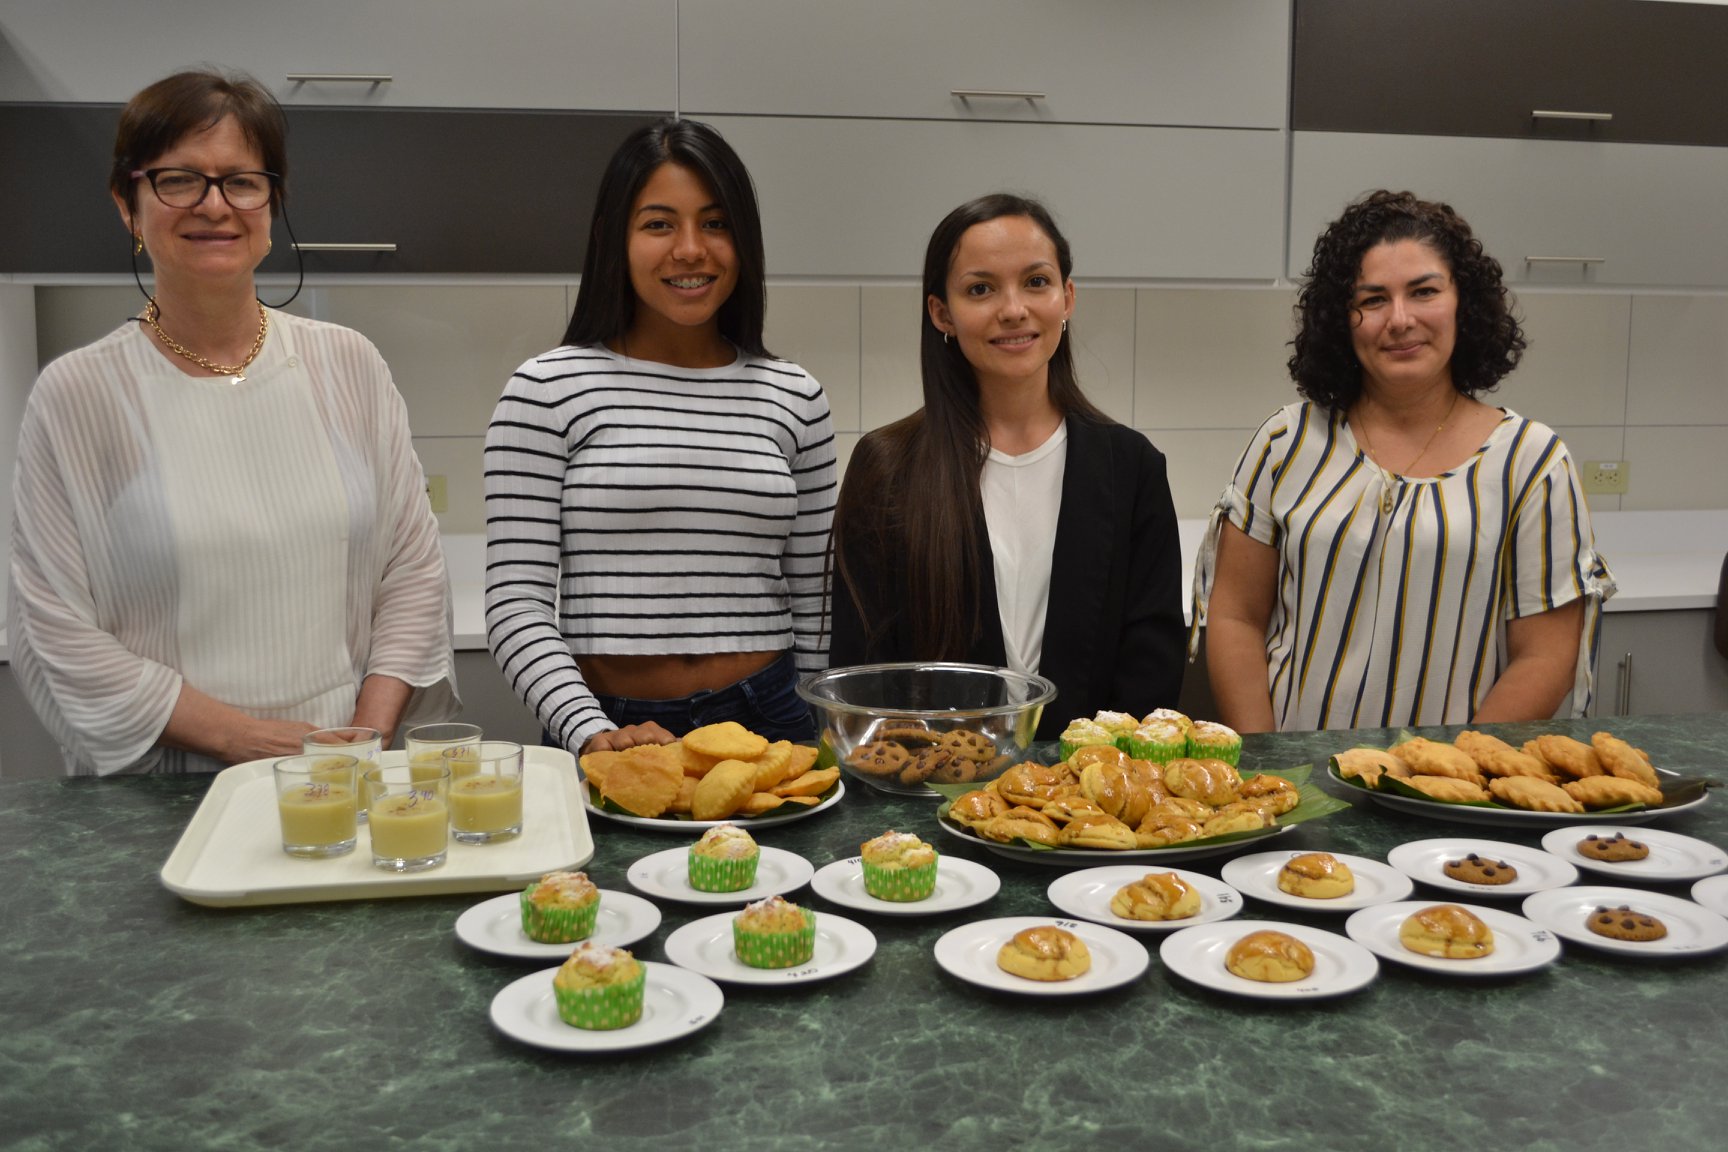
[562,118,769,356]
[834,193,1107,659]
[1289,189,1525,409]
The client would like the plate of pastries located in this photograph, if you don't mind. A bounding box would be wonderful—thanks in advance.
[579,722,843,830]
[1329,730,1709,828]
[931,711,1347,866]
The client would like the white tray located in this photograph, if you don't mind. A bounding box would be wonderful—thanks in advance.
[159,747,593,907]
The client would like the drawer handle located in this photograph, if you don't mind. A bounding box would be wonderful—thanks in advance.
[1617,651,1633,714]
[285,73,394,85]
[1525,256,1605,266]
[1531,109,1612,122]
[951,89,1046,102]
[292,243,399,253]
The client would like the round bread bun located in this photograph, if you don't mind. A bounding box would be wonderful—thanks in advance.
[1225,929,1315,983]
[1399,903,1495,959]
[1110,872,1202,922]
[1276,852,1356,899]
[996,926,1092,981]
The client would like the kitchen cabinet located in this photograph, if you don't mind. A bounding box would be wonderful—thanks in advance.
[710,115,1286,280]
[0,104,660,275]
[1288,131,1728,288]
[1597,609,1728,718]
[1293,0,1728,147]
[0,0,676,111]
[680,0,1289,129]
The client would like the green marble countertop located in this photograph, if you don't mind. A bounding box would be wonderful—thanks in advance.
[5,716,1728,1152]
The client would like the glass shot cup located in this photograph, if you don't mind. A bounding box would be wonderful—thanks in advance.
[448,741,525,844]
[303,726,383,824]
[274,754,359,859]
[405,722,483,781]
[365,763,450,873]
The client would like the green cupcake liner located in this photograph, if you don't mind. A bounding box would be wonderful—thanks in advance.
[1129,736,1187,764]
[733,908,817,968]
[1187,737,1243,766]
[862,857,938,902]
[554,967,646,1031]
[688,851,760,893]
[519,890,599,944]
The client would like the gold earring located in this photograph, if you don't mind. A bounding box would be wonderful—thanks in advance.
[267,238,273,253]
[133,233,144,256]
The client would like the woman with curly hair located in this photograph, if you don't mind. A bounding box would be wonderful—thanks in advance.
[1195,190,1614,732]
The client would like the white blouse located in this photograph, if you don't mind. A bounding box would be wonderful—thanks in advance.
[9,311,459,774]
[982,420,1067,676]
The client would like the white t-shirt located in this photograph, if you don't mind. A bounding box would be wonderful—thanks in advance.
[981,420,1068,675]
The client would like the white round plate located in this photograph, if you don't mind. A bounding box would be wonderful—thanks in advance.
[662,911,876,985]
[1386,838,1580,897]
[1522,886,1728,958]
[489,961,723,1053]
[455,889,663,960]
[1691,874,1728,918]
[934,813,1291,867]
[1159,920,1380,1001]
[1329,762,1704,827]
[809,855,1000,916]
[1045,865,1244,933]
[626,846,813,906]
[1539,826,1728,883]
[932,916,1150,996]
[581,776,844,831]
[1220,851,1415,912]
[1344,901,1562,976]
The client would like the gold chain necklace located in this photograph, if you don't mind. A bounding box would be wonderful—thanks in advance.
[143,299,269,383]
[1354,390,1461,515]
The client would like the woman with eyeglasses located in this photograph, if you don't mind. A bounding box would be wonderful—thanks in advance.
[485,118,835,756]
[8,69,458,775]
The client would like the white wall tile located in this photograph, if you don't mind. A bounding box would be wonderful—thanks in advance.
[1546,423,1627,515]
[859,286,923,432]
[1070,286,1134,427]
[1135,289,1296,430]
[1620,425,1728,510]
[765,285,860,432]
[1494,294,1630,427]
[413,435,485,535]
[321,285,568,438]
[1627,296,1728,426]
[834,431,861,485]
[1140,426,1251,520]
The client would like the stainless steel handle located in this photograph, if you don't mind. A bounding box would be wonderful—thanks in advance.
[1617,652,1633,715]
[292,242,398,253]
[1532,109,1613,121]
[951,89,1046,102]
[1525,256,1606,265]
[285,73,394,84]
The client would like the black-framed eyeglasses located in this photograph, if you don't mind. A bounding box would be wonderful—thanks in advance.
[131,167,279,210]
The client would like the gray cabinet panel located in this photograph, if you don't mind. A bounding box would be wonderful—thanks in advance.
[1,105,661,275]
[1598,610,1728,717]
[1293,0,1728,147]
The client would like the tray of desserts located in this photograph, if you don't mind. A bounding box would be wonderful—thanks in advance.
[159,746,592,907]
[1329,730,1711,828]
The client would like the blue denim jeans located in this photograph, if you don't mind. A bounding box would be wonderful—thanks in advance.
[581,651,816,743]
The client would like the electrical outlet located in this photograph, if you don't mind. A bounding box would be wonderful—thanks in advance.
[1581,460,1630,495]
[426,474,448,514]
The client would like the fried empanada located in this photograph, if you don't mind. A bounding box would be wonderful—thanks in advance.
[593,743,684,818]
[1478,748,1559,782]
[1333,747,1407,789]
[1532,735,1604,779]
[1563,775,1664,809]
[771,766,840,797]
[691,757,757,820]
[1592,733,1661,789]
[1455,729,1516,767]
[1401,774,1491,804]
[748,740,795,791]
[1488,775,1584,813]
[683,720,769,762]
[1389,738,1485,785]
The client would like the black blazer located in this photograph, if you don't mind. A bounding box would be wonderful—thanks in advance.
[830,416,1185,741]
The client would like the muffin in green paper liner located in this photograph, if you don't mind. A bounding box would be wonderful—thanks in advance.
[859,830,939,902]
[732,896,817,968]
[687,823,760,892]
[1059,718,1116,764]
[1091,711,1140,752]
[519,871,601,944]
[1187,721,1243,766]
[1140,708,1194,736]
[553,942,646,1030]
[1128,719,1188,764]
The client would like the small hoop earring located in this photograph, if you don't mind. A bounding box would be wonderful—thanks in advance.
[133,233,144,256]
[942,331,950,345]
[1061,319,1068,333]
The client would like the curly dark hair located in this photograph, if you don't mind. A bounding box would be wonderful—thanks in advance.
[1288,190,1526,410]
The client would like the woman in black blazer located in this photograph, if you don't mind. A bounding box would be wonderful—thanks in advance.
[829,194,1184,739]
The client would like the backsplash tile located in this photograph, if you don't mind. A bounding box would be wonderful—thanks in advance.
[1135,289,1296,430]
[1070,287,1135,428]
[1621,425,1728,510]
[859,286,922,431]
[1499,294,1630,428]
[764,285,860,433]
[1627,296,1728,426]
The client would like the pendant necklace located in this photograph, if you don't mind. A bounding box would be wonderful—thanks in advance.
[143,299,269,384]
[1354,390,1460,515]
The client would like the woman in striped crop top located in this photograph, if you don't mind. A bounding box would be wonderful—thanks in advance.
[1196,191,1614,733]
[484,119,836,756]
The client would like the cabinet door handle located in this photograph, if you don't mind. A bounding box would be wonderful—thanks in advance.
[1531,109,1612,122]
[285,73,394,85]
[951,89,1046,102]
[1617,651,1633,715]
[292,243,399,252]
[1525,256,1606,266]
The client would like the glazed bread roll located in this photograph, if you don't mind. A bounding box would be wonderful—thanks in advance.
[997,926,1092,981]
[1110,872,1202,921]
[1225,930,1315,982]
[1277,852,1356,899]
[1399,904,1495,959]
